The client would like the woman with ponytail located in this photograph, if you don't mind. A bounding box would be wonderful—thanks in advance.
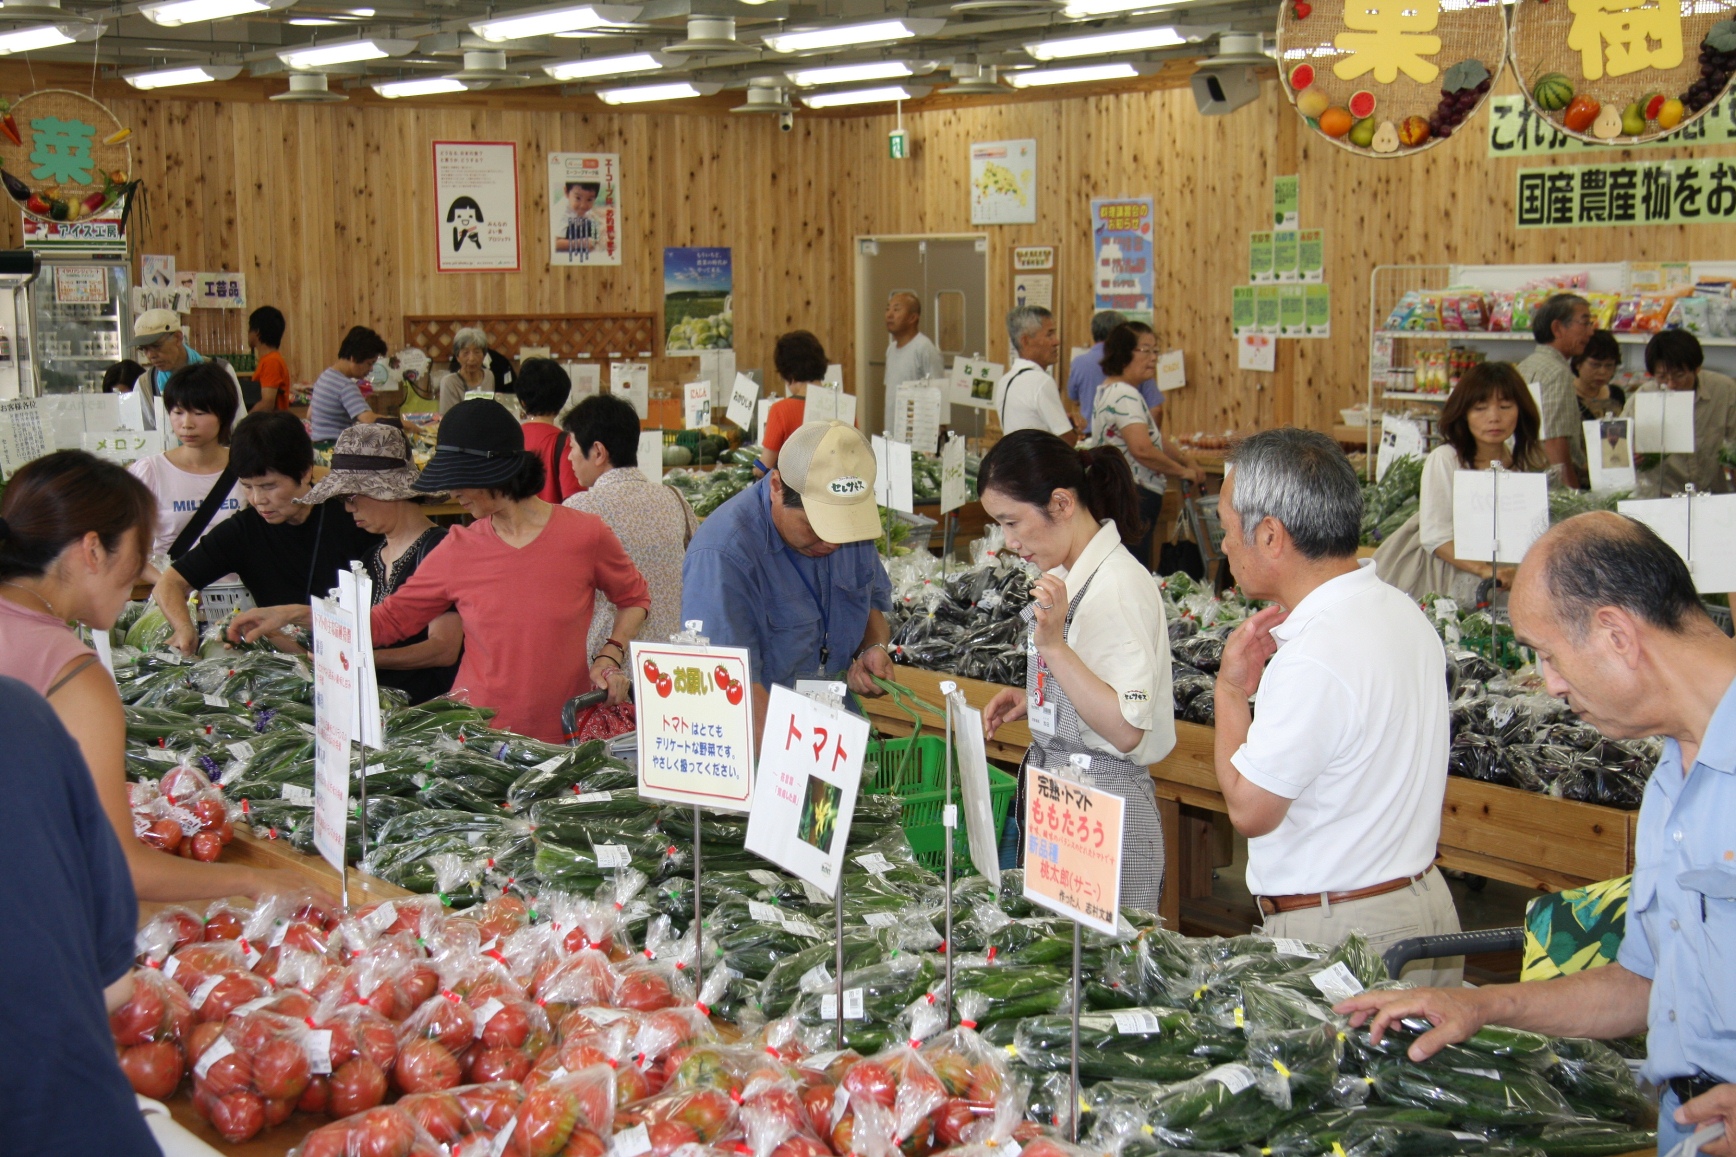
[0,450,285,900]
[978,430,1177,911]
[232,400,651,742]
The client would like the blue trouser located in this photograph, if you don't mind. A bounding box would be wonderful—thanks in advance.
[1658,1089,1690,1156]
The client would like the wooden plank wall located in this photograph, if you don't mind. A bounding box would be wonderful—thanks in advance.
[1,65,1732,433]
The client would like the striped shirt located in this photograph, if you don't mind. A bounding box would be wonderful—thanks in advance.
[308,366,370,440]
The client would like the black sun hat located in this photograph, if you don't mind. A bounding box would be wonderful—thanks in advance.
[413,398,528,492]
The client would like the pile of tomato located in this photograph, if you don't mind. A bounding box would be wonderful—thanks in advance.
[130,764,236,862]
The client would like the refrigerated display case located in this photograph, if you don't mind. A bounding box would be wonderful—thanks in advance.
[29,257,131,395]
[0,250,39,401]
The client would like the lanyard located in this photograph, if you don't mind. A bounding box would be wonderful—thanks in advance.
[782,547,831,670]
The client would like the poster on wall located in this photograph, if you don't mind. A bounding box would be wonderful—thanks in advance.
[548,152,621,267]
[432,141,521,273]
[969,139,1037,225]
[1090,197,1154,311]
[664,247,733,352]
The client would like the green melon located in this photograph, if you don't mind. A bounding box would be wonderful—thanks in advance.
[663,445,693,467]
[1534,73,1574,112]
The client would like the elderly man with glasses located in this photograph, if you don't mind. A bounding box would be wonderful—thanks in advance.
[1518,293,1597,489]
[1622,329,1736,498]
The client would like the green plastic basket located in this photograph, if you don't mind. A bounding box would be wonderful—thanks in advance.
[864,735,1015,873]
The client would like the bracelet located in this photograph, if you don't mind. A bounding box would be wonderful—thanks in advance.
[856,642,893,662]
[592,654,621,670]
[600,639,626,655]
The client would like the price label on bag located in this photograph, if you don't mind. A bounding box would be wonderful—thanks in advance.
[1110,1010,1165,1034]
[594,844,631,869]
[820,989,865,1020]
[1271,938,1321,959]
[613,1123,653,1157]
[1309,961,1365,1004]
[303,1029,333,1075]
[748,901,782,923]
[194,1035,235,1079]
[1203,1063,1258,1094]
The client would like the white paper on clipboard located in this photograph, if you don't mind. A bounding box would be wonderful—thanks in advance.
[1451,469,1549,564]
[949,692,1001,889]
[1632,390,1695,455]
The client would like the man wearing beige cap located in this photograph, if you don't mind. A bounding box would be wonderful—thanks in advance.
[130,308,241,412]
[683,419,894,739]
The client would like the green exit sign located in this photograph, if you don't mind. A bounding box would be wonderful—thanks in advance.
[888,129,909,159]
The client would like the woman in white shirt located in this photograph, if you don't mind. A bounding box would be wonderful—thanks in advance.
[979,430,1177,913]
[1089,323,1206,566]
[1417,361,1547,604]
[126,362,244,581]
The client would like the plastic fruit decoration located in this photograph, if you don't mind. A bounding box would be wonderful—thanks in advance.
[1620,102,1647,135]
[1349,116,1377,147]
[1297,87,1330,119]
[1371,120,1402,153]
[1399,116,1431,146]
[1289,63,1314,89]
[1429,59,1491,140]
[1658,98,1686,128]
[1563,94,1601,132]
[1348,90,1376,117]
[1594,104,1627,138]
[1533,72,1574,111]
[1318,107,1355,137]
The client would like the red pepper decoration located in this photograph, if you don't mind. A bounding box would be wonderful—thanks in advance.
[1293,1,1312,16]
[0,116,19,148]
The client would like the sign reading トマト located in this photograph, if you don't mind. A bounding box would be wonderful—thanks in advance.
[743,685,867,898]
[631,641,755,812]
[1022,766,1124,935]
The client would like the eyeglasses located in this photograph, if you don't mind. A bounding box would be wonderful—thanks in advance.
[1654,366,1697,384]
[1135,345,1160,355]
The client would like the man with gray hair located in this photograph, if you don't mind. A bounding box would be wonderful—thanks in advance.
[1212,428,1460,981]
[1518,292,1595,489]
[882,291,945,436]
[993,305,1074,443]
[1338,512,1736,1157]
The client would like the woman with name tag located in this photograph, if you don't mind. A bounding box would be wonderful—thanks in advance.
[977,430,1177,913]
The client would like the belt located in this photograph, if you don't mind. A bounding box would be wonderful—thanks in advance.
[1257,871,1430,917]
[1669,1074,1727,1106]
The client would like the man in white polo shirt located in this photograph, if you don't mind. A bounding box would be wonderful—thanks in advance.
[993,305,1076,444]
[1211,427,1460,984]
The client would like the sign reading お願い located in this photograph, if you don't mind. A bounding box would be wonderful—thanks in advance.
[0,90,135,251]
[1275,0,1507,158]
[1509,0,1736,144]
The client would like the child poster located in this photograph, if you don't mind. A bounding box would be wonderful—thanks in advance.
[433,141,521,273]
[1090,197,1154,311]
[663,247,733,352]
[548,152,621,267]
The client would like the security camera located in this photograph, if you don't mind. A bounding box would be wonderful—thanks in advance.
[778,111,793,132]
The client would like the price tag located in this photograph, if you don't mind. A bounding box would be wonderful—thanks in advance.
[831,1085,851,1129]
[162,955,181,980]
[304,1029,333,1075]
[594,844,631,869]
[491,1118,518,1157]
[583,1007,631,1024]
[473,997,504,1036]
[748,870,782,888]
[282,783,314,804]
[231,995,277,1018]
[534,756,566,774]
[193,1035,235,1079]
[1271,938,1321,959]
[1452,1067,1503,1082]
[142,747,178,763]
[1308,961,1365,1005]
[1203,1063,1258,1094]
[803,1049,843,1072]
[191,974,225,1010]
[781,917,825,939]
[748,901,782,923]
[863,912,899,928]
[572,791,613,803]
[820,989,865,1020]
[855,853,893,875]
[1111,1010,1164,1034]
[238,938,262,969]
[204,693,228,708]
[361,902,397,936]
[268,918,290,948]
[227,741,255,762]
[800,880,830,905]
[800,963,833,991]
[614,1123,653,1157]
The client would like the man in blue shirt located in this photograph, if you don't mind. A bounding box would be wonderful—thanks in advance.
[130,306,242,414]
[682,420,894,742]
[1337,511,1736,1157]
[1065,309,1161,428]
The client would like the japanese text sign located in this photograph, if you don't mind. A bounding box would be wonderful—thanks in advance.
[1023,766,1123,934]
[310,595,356,874]
[684,380,713,430]
[632,641,756,812]
[1517,160,1736,228]
[744,684,868,897]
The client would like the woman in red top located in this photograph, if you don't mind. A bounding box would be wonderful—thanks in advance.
[757,330,831,475]
[234,400,649,742]
[516,358,584,501]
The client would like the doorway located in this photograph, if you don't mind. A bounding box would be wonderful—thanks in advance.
[854,234,989,436]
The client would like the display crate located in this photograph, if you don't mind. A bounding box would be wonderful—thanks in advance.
[864,734,1014,872]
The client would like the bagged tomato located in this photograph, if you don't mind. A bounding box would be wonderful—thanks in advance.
[464,995,551,1085]
[394,990,483,1094]
[112,968,195,1099]
[535,948,618,1010]
[835,1042,948,1155]
[201,897,251,942]
[398,1081,526,1147]
[314,942,433,1023]
[188,1010,323,1144]
[635,1006,717,1075]
[741,1071,833,1157]
[345,895,448,951]
[291,1104,445,1157]
[503,1064,617,1157]
[614,1084,739,1149]
[134,905,206,965]
[915,993,1014,1146]
[163,940,272,1023]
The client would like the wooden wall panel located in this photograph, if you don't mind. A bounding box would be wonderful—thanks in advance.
[0,65,1731,434]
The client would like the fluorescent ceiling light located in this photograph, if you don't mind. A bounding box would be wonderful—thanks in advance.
[123,63,243,88]
[1005,62,1140,86]
[277,37,413,68]
[140,0,278,27]
[1026,25,1182,59]
[799,84,912,107]
[763,19,940,54]
[288,15,338,23]
[1062,0,1182,14]
[786,60,911,87]
[470,3,638,42]
[372,76,467,97]
[543,51,661,80]
[0,24,77,54]
[596,80,705,103]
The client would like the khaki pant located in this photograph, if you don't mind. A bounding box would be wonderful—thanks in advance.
[1260,866,1464,988]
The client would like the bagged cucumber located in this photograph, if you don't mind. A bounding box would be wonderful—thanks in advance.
[1364,1054,1581,1126]
[1547,1038,1652,1124]
[1523,1123,1656,1157]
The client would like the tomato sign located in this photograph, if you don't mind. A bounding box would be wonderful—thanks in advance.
[631,640,755,811]
[1021,766,1125,935]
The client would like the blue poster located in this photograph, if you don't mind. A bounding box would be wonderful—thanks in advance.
[1090,197,1154,311]
[664,247,733,351]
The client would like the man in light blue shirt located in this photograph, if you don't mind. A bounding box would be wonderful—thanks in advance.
[682,420,894,743]
[1337,511,1736,1156]
[1066,310,1161,427]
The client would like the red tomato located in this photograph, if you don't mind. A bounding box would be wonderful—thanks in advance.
[673,1089,735,1142]
[358,1019,399,1069]
[198,1050,253,1099]
[843,1062,896,1110]
[263,1094,297,1128]
[748,1085,805,1133]
[251,1036,312,1101]
[456,1081,524,1131]
[209,1091,266,1143]
[299,1122,354,1157]
[725,682,744,706]
[298,1074,331,1115]
[190,830,223,861]
[203,912,243,942]
[110,982,168,1047]
[120,1040,184,1099]
[192,796,226,830]
[830,1111,854,1155]
[395,1038,462,1094]
[510,1085,582,1157]
[478,895,529,941]
[186,1022,223,1064]
[162,910,205,951]
[655,674,673,698]
[264,989,315,1020]
[417,996,477,1054]
[141,818,182,853]
[351,1106,418,1157]
[480,1001,533,1050]
[771,1136,831,1157]
[198,973,269,1022]
[931,1098,980,1147]
[328,1057,388,1117]
[616,971,674,1012]
[714,665,731,691]
[399,1091,467,1144]
[800,1084,837,1136]
[216,819,234,845]
[561,1128,608,1157]
[615,1063,651,1105]
[402,963,439,1007]
[468,1046,533,1084]
[647,1119,700,1156]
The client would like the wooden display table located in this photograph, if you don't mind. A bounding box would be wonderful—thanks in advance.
[864,664,1639,932]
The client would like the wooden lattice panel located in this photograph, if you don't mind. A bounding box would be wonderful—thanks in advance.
[404,314,657,362]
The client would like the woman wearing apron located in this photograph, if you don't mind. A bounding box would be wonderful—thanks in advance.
[979,430,1178,913]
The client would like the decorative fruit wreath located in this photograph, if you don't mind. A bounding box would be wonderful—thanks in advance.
[0,88,137,225]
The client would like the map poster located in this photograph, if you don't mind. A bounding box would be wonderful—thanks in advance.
[970,139,1037,225]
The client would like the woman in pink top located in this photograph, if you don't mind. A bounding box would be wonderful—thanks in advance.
[0,451,283,901]
[235,401,649,742]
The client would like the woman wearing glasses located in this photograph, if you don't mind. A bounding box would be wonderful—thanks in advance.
[1088,322,1205,567]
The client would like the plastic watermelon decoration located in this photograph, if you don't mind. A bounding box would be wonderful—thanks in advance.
[1289,63,1315,90]
[1532,73,1573,111]
[1348,90,1376,117]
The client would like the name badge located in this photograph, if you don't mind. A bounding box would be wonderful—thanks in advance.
[1028,696,1057,737]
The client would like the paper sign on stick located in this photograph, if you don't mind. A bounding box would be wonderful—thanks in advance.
[1022,765,1123,934]
[950,693,1000,889]
[1452,469,1549,564]
[639,429,664,482]
[1156,350,1185,392]
[745,685,868,897]
[1633,391,1696,454]
[940,433,968,515]
[336,568,382,751]
[1619,493,1736,593]
[872,435,915,514]
[310,596,356,873]
[1377,414,1427,481]
[684,381,713,430]
[1584,417,1635,493]
[631,641,755,812]
[805,383,841,423]
[725,373,761,430]
[612,363,649,419]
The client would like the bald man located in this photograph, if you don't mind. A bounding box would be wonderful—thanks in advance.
[1336,511,1736,1157]
[882,292,944,436]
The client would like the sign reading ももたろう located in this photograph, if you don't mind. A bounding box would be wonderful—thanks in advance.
[1023,766,1124,935]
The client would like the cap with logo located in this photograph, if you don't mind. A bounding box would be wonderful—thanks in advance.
[131,309,183,348]
[776,420,881,544]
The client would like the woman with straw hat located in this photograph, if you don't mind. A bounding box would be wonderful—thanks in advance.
[234,400,649,742]
[294,424,462,704]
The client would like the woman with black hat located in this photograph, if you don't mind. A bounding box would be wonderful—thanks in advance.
[234,400,649,742]
[295,424,462,704]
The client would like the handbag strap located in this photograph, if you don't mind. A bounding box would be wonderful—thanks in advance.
[167,463,239,561]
